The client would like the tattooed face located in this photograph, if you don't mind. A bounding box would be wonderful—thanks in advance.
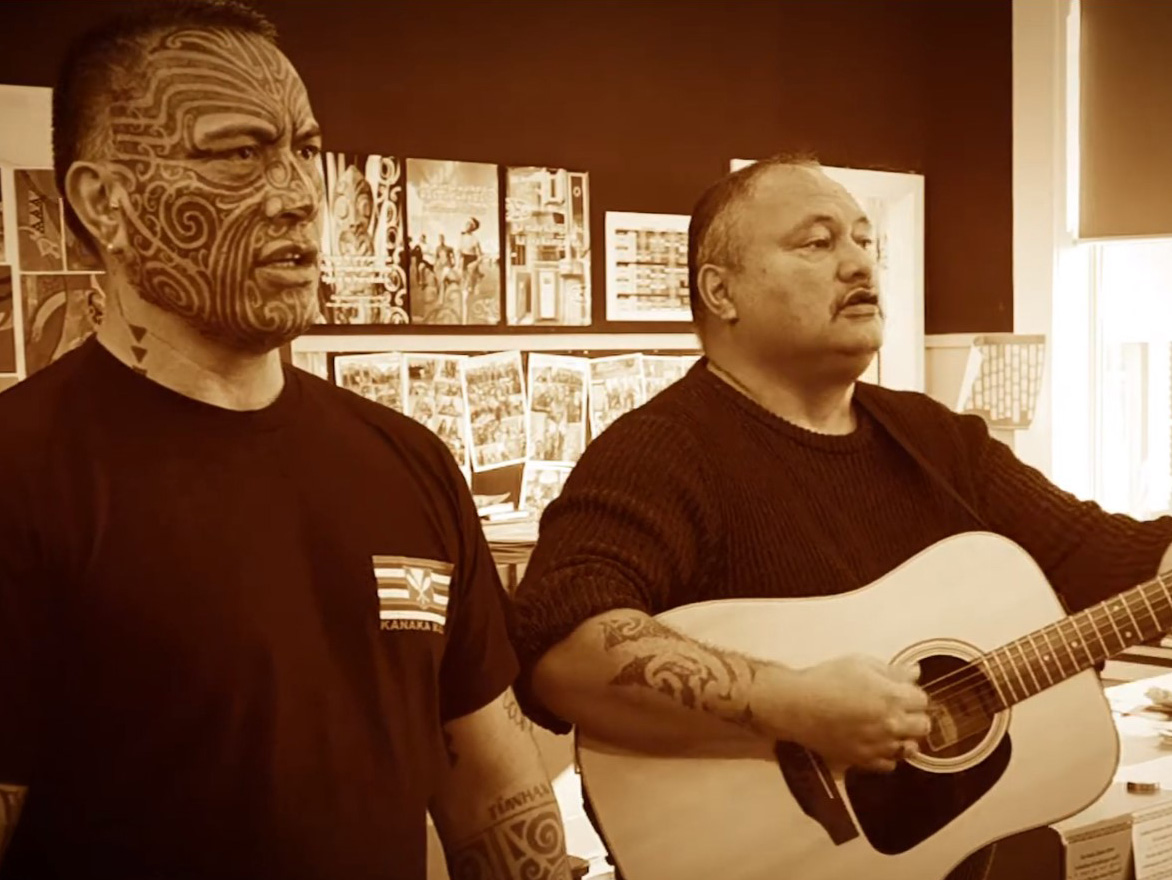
[106,28,324,352]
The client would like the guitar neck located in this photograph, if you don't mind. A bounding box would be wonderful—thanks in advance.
[980,570,1172,709]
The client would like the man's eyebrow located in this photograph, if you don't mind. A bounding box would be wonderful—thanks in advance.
[294,121,322,141]
[191,115,278,149]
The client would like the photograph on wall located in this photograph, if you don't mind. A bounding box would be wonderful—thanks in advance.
[0,174,6,262]
[15,168,64,272]
[0,266,14,373]
[333,351,405,413]
[504,167,590,326]
[519,461,572,519]
[462,350,526,471]
[525,353,588,465]
[405,353,471,475]
[290,349,329,380]
[604,211,691,322]
[588,353,646,437]
[643,354,700,399]
[406,158,501,325]
[20,272,106,376]
[317,152,409,325]
[12,168,100,273]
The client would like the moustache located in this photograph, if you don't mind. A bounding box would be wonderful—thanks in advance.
[837,288,882,314]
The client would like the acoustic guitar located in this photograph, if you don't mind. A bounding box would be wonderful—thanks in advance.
[576,531,1167,880]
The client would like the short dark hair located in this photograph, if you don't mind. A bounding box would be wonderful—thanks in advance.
[687,152,821,324]
[52,0,278,248]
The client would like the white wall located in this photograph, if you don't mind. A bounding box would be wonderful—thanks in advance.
[1012,0,1093,494]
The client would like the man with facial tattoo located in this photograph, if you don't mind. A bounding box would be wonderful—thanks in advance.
[0,3,572,879]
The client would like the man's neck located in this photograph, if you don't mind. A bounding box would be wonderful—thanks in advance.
[97,283,286,412]
[706,356,858,435]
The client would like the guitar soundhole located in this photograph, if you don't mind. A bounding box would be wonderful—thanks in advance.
[843,652,1011,855]
[920,653,1001,759]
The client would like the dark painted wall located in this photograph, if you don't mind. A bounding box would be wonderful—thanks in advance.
[0,0,1013,332]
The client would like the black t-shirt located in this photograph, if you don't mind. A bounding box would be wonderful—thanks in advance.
[0,339,518,879]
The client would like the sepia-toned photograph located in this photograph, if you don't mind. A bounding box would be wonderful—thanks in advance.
[290,350,330,381]
[333,351,406,413]
[588,353,646,437]
[405,353,472,475]
[0,266,13,373]
[406,158,502,325]
[604,211,691,322]
[526,353,589,465]
[520,461,573,519]
[642,353,700,400]
[318,152,410,325]
[504,167,591,326]
[462,350,527,471]
[20,271,105,376]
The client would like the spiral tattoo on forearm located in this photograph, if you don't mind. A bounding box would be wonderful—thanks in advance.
[602,615,760,729]
[446,785,570,880]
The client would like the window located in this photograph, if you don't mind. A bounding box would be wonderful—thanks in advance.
[1091,238,1172,518]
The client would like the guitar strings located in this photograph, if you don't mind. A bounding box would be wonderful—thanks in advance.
[895,592,1172,745]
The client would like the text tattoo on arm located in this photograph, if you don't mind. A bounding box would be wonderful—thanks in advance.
[446,783,570,880]
[602,615,761,730]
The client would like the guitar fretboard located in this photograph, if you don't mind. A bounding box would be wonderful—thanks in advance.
[977,571,1172,710]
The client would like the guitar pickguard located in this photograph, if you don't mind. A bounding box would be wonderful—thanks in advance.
[774,741,860,845]
[845,735,1012,854]
[844,650,1014,855]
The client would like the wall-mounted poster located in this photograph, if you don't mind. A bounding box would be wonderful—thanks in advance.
[404,353,471,476]
[290,350,329,380]
[333,351,405,413]
[13,168,100,273]
[520,461,572,519]
[318,152,409,325]
[462,350,526,471]
[525,353,588,465]
[604,211,691,322]
[0,266,14,373]
[643,354,699,399]
[729,158,924,392]
[406,158,501,325]
[588,353,645,437]
[20,272,105,376]
[504,167,590,326]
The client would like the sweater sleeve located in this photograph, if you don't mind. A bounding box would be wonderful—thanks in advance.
[508,412,721,732]
[974,425,1172,612]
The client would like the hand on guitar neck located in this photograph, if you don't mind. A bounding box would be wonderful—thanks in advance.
[531,608,932,770]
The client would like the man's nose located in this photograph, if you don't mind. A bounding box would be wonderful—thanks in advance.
[263,154,321,223]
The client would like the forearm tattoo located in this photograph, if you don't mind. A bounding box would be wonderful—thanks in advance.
[602,616,760,730]
[446,783,571,880]
[0,785,27,856]
[502,691,534,734]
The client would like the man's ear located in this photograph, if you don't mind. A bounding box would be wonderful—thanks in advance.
[695,263,739,325]
[64,161,127,253]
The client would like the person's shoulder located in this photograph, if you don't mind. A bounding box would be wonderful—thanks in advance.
[856,382,991,449]
[603,363,712,439]
[0,343,100,457]
[292,366,464,480]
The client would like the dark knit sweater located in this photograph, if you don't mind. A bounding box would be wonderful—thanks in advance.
[510,359,1172,733]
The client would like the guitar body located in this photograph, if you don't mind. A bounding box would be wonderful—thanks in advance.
[576,532,1120,880]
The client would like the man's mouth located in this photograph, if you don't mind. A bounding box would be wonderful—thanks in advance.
[841,288,880,309]
[257,244,319,268]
